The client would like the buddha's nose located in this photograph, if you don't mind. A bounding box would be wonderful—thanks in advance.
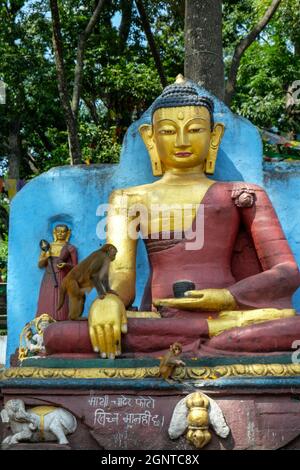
[175,128,189,147]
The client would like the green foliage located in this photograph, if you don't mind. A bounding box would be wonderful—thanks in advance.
[225,0,300,133]
[0,0,299,182]
[0,235,8,282]
[80,123,121,164]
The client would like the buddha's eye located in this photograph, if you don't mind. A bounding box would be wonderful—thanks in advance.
[159,128,176,135]
[188,127,204,134]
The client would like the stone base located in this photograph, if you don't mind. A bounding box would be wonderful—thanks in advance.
[2,357,300,450]
[4,443,72,450]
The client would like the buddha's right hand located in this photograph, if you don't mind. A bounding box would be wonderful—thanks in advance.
[184,288,237,310]
[88,294,128,359]
[38,251,51,268]
[154,288,236,311]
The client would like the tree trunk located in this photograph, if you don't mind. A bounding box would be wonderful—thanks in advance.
[8,118,21,180]
[50,0,82,165]
[135,0,167,88]
[71,0,107,118]
[184,0,224,100]
[119,0,133,52]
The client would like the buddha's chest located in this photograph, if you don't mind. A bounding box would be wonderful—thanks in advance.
[138,184,237,236]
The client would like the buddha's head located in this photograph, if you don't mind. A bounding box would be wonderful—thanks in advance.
[139,76,224,175]
[53,224,71,242]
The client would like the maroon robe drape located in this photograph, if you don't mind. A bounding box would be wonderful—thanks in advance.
[44,182,300,356]
[36,244,77,321]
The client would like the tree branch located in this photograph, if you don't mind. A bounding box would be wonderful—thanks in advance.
[50,0,81,164]
[25,153,40,175]
[225,0,282,106]
[72,0,107,117]
[134,0,167,88]
[119,0,133,52]
[83,97,100,125]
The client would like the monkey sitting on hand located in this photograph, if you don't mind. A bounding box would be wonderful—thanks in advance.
[159,342,186,383]
[57,243,118,321]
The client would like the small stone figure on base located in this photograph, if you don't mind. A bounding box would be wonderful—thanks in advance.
[19,314,55,360]
[36,224,78,321]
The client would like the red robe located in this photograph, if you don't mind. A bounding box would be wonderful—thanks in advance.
[141,181,300,313]
[36,244,77,321]
[43,182,300,356]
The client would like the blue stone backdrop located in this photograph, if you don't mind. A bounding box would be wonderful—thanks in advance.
[6,84,300,364]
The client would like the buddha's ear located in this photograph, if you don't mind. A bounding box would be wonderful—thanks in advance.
[205,122,225,175]
[66,228,71,242]
[139,124,163,176]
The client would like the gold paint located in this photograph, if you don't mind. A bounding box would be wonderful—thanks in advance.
[205,123,225,174]
[207,308,295,337]
[177,111,184,120]
[19,314,56,361]
[38,226,71,263]
[153,288,237,312]
[29,406,57,441]
[2,362,300,381]
[108,104,224,307]
[126,311,161,319]
[185,393,211,449]
[88,295,128,358]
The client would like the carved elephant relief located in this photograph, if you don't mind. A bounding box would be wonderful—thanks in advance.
[1,399,77,448]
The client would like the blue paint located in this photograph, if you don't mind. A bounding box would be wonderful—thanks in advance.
[6,83,299,365]
[263,162,300,309]
[2,376,300,390]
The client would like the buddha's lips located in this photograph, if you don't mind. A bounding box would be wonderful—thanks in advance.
[175,151,192,157]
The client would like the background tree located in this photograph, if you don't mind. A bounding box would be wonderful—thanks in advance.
[0,0,299,179]
[184,0,224,100]
[0,0,299,284]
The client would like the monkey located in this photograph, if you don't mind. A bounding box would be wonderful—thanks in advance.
[159,342,186,383]
[57,243,118,321]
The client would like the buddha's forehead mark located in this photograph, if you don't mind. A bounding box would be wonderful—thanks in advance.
[178,111,184,120]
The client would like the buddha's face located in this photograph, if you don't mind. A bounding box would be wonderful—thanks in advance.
[54,225,68,241]
[152,106,212,170]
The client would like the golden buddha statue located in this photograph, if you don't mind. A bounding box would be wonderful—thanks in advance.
[78,76,300,358]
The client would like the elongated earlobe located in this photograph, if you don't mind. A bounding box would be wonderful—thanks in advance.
[139,124,164,176]
[205,123,225,175]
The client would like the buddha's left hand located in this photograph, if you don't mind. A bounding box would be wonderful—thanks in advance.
[153,288,237,311]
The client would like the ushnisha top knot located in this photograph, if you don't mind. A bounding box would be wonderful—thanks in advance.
[151,74,214,130]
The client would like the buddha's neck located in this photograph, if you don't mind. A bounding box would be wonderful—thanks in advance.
[160,166,211,185]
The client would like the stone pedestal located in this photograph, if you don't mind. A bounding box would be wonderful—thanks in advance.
[2,357,300,450]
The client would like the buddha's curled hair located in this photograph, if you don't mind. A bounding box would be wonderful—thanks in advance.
[151,82,214,130]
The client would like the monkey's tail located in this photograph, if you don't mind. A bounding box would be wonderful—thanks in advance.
[57,285,66,311]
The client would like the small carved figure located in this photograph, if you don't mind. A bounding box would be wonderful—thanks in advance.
[36,224,78,321]
[1,399,77,448]
[57,243,118,320]
[19,314,55,360]
[159,342,186,383]
[168,392,230,449]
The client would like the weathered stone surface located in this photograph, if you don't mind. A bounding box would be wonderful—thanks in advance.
[2,388,300,450]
